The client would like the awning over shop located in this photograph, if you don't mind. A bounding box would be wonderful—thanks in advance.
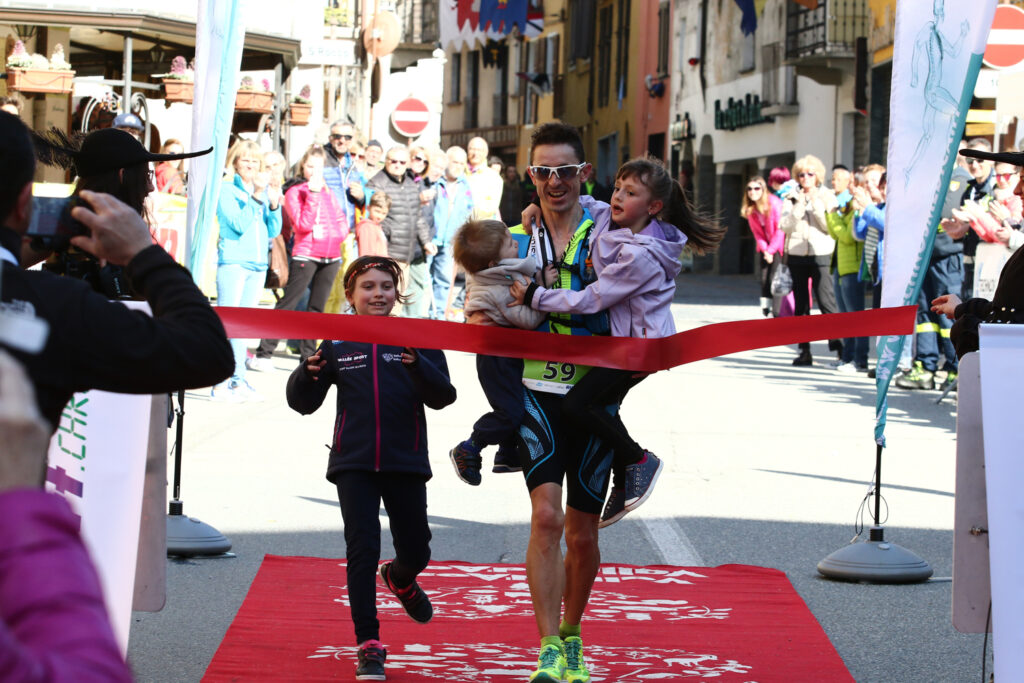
[0,7,301,78]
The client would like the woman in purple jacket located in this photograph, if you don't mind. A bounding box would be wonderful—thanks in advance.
[285,256,456,681]
[511,157,725,527]
[0,351,132,683]
[741,175,785,316]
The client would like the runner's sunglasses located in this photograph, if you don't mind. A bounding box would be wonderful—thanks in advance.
[529,163,587,181]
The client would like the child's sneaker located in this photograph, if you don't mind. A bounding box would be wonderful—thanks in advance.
[598,487,627,529]
[379,562,433,623]
[624,452,663,511]
[355,639,387,680]
[492,444,522,473]
[449,441,482,485]
[529,643,567,682]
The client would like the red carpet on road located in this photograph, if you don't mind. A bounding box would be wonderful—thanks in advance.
[203,556,852,682]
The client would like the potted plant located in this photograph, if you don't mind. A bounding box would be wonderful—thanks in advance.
[288,85,312,125]
[154,56,194,104]
[6,41,75,94]
[235,76,274,114]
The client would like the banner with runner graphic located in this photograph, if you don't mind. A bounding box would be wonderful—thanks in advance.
[874,0,996,445]
[45,390,151,654]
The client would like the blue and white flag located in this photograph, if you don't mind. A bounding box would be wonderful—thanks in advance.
[874,0,996,445]
[186,0,246,281]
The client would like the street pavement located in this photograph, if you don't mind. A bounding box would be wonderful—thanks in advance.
[127,273,987,682]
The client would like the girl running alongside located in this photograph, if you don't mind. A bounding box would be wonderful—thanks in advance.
[511,156,725,528]
[285,256,457,681]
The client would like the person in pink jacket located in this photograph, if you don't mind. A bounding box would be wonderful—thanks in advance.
[0,350,133,683]
[511,156,725,527]
[741,175,785,316]
[253,144,350,367]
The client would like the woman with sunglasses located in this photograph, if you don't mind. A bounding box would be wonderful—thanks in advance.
[741,176,784,317]
[780,154,841,366]
[955,156,1023,246]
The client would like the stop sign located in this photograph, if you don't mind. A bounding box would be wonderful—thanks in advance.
[391,98,430,138]
[984,4,1024,70]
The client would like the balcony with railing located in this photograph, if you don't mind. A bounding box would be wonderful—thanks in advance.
[785,0,868,62]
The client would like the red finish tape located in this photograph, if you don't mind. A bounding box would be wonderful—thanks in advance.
[216,305,917,373]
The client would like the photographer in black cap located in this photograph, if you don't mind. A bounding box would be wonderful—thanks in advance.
[30,126,209,298]
[0,111,233,430]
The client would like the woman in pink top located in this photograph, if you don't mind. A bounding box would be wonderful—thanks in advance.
[254,144,349,364]
[741,175,785,316]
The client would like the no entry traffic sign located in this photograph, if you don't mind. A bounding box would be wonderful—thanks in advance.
[391,97,430,138]
[985,4,1024,70]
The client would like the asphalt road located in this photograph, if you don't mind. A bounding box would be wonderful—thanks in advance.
[126,273,988,682]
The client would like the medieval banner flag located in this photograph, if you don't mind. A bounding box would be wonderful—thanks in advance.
[480,0,528,34]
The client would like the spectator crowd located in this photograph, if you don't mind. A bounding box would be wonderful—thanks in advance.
[740,138,1023,392]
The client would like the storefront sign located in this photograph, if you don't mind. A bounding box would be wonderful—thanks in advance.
[300,39,357,67]
[714,94,772,131]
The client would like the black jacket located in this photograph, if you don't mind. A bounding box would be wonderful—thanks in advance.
[951,245,1024,357]
[366,169,430,264]
[0,228,234,429]
[286,341,456,481]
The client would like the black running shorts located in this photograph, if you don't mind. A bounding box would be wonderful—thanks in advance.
[516,387,614,515]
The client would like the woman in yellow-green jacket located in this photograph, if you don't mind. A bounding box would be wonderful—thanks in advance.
[826,195,867,372]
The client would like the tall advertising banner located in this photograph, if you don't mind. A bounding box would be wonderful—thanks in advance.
[874,0,996,445]
[43,301,155,653]
[979,325,1024,681]
[186,0,246,282]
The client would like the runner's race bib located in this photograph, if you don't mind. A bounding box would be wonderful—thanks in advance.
[522,358,592,395]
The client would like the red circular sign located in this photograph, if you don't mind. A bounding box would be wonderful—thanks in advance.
[390,98,430,138]
[984,5,1024,70]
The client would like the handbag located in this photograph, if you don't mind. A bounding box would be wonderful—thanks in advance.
[771,261,792,297]
[265,235,289,289]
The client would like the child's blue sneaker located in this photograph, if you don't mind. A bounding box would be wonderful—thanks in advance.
[624,452,663,511]
[449,441,482,486]
[492,444,522,473]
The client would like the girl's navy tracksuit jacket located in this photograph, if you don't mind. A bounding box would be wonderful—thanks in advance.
[286,340,457,481]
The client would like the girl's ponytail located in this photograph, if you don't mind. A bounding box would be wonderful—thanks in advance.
[662,177,726,256]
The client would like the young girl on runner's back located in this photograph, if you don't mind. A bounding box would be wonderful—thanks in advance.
[511,156,725,528]
[285,256,457,681]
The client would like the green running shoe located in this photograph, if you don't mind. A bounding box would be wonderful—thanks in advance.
[563,636,591,683]
[529,643,567,682]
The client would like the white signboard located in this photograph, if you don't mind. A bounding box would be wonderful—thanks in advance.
[974,241,1012,300]
[300,39,358,66]
[979,324,1024,682]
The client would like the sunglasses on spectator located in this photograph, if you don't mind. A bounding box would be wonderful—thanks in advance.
[965,158,985,167]
[997,172,1017,181]
[412,156,427,163]
[387,158,409,165]
[330,134,354,141]
[747,185,763,192]
[529,163,587,181]
[797,172,816,178]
